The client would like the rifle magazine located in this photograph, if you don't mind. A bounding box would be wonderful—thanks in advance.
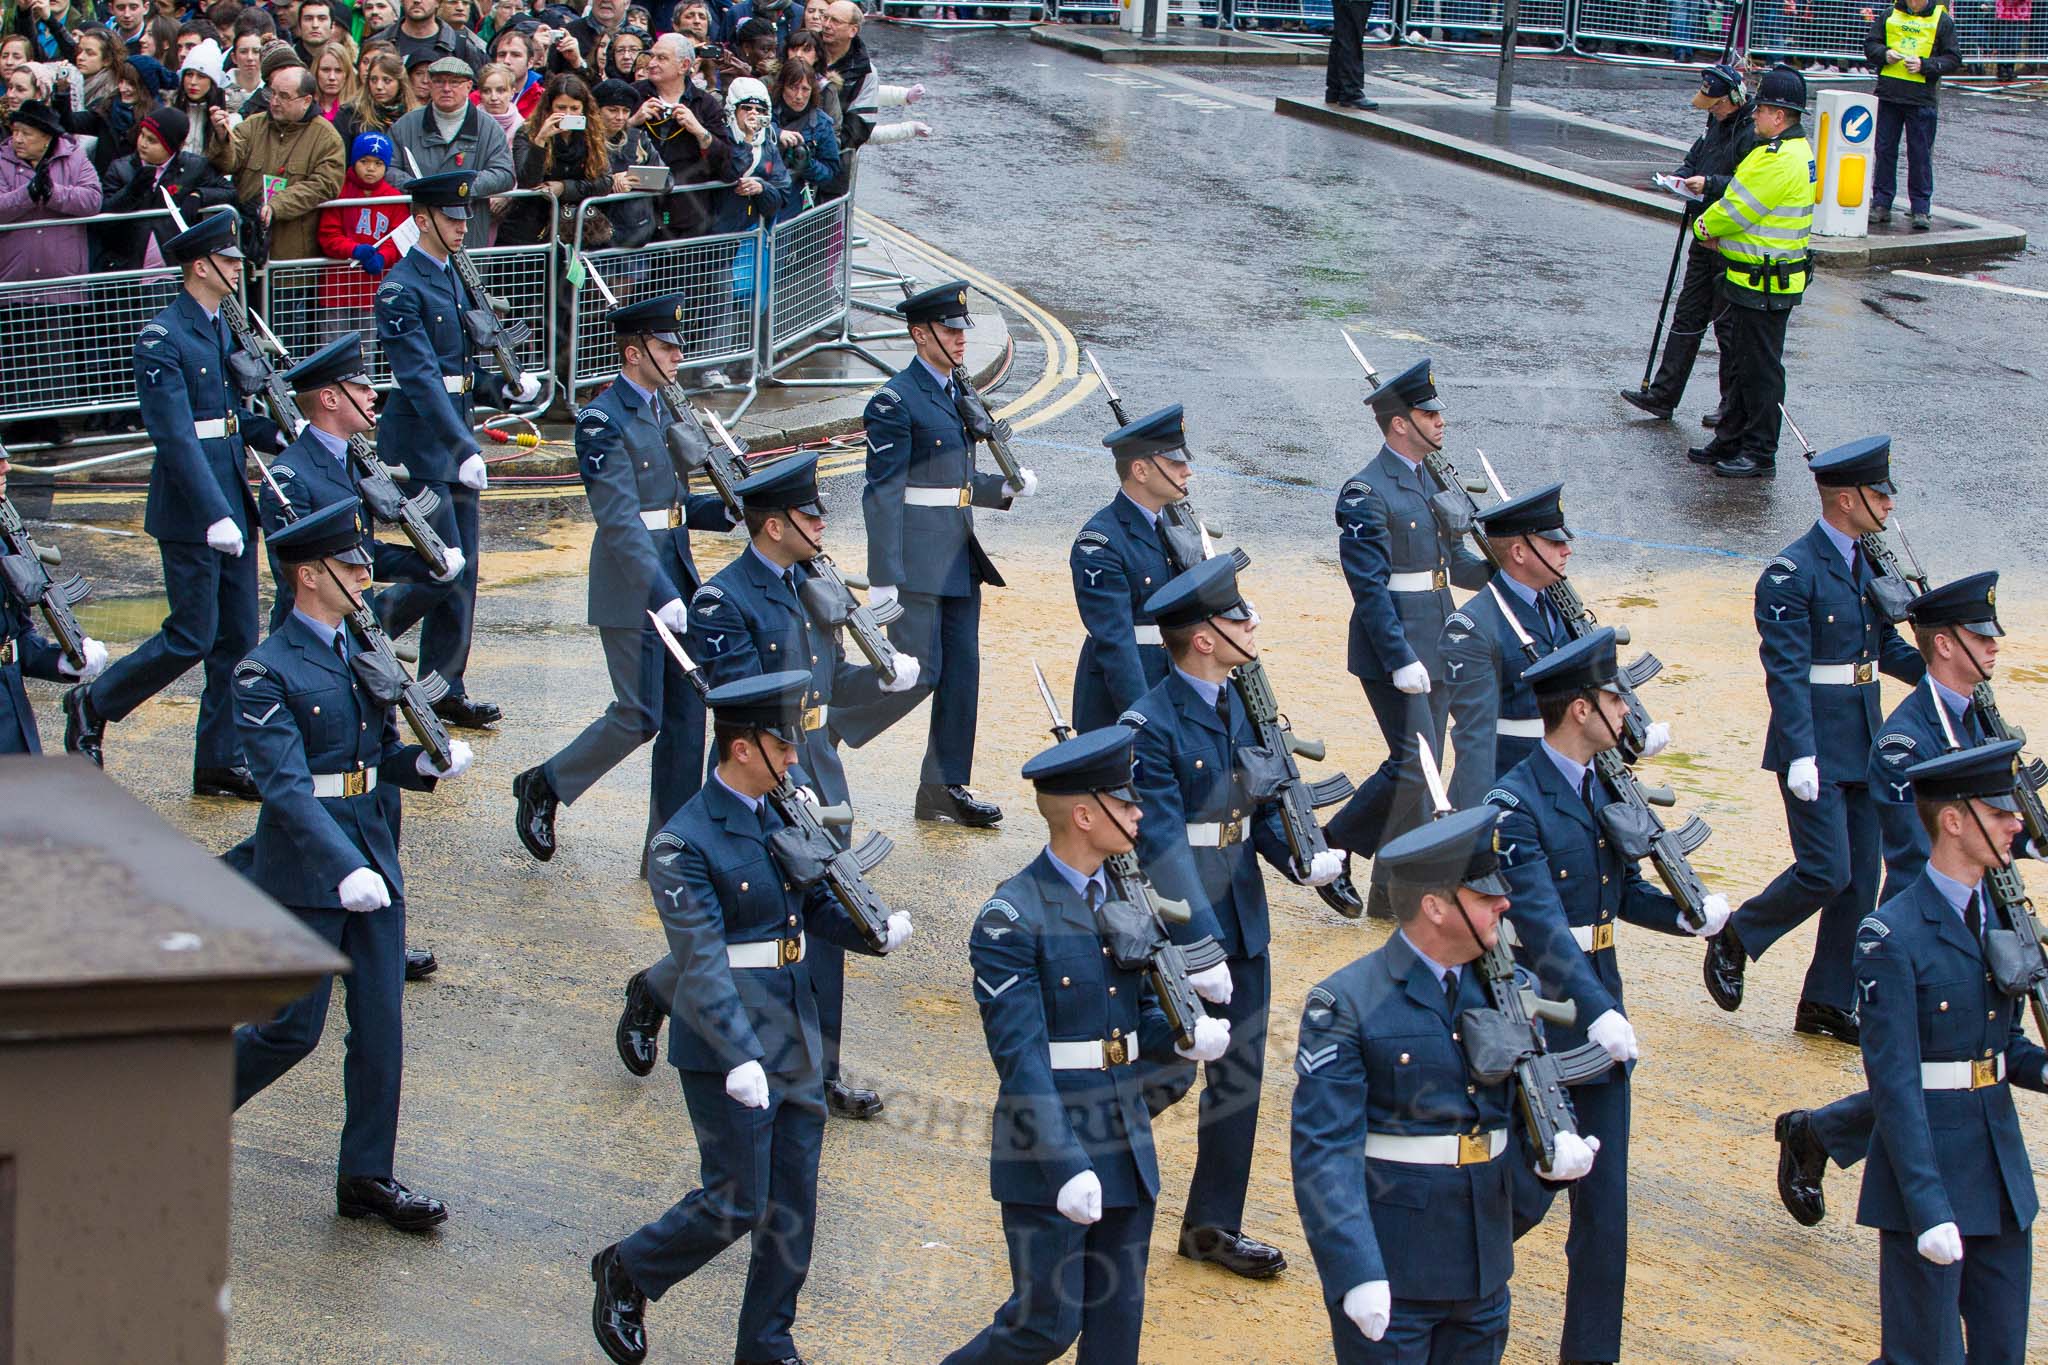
[411,670,452,704]
[1621,652,1663,688]
[868,598,905,626]
[1672,814,1712,855]
[1552,1040,1619,1087]
[54,572,91,606]
[850,831,893,874]
[1305,773,1356,808]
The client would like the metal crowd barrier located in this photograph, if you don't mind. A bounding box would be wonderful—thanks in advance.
[259,189,559,414]
[1400,0,1567,51]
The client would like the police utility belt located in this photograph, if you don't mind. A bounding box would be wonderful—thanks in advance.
[311,767,377,798]
[903,484,971,508]
[1571,922,1616,953]
[1922,1056,2005,1090]
[1810,662,1878,686]
[193,415,239,440]
[1049,1036,1138,1070]
[639,507,684,530]
[1365,1129,1509,1165]
[728,932,806,969]
[1387,569,1449,594]
[1187,816,1250,848]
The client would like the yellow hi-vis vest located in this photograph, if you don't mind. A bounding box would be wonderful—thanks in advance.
[1694,135,1817,301]
[1882,3,1947,82]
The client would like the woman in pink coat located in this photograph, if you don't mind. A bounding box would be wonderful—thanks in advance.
[0,98,102,289]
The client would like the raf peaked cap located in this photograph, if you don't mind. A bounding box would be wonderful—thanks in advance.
[897,280,974,331]
[1907,571,2003,638]
[1809,435,1896,494]
[1376,805,1510,896]
[706,669,811,744]
[286,333,373,391]
[608,291,689,346]
[1905,739,2023,812]
[1103,403,1188,461]
[408,170,477,219]
[1522,626,1622,699]
[270,499,371,566]
[1475,481,1570,542]
[735,452,825,518]
[1022,726,1139,803]
[1368,358,1444,417]
[1144,555,1251,630]
[164,209,243,265]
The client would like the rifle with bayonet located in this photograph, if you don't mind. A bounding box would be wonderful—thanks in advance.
[1341,331,1498,568]
[0,450,92,672]
[1228,645,1365,917]
[698,407,907,684]
[951,364,1027,491]
[1966,683,2048,1040]
[248,449,455,771]
[1780,405,1927,624]
[1417,736,1614,1175]
[649,608,896,950]
[449,243,532,386]
[1034,661,1227,1050]
[1082,347,1218,575]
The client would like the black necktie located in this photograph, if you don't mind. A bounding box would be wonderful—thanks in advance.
[1537,592,1561,643]
[1442,969,1460,1015]
[332,632,348,669]
[1580,769,1601,819]
[1215,686,1232,733]
[1965,891,1983,943]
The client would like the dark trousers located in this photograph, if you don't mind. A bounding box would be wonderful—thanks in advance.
[1700,299,1790,466]
[837,588,982,786]
[1327,1283,1509,1364]
[1728,777,1880,1013]
[1555,1075,1630,1361]
[1810,1088,1876,1167]
[232,898,406,1180]
[1647,240,1737,412]
[541,621,706,848]
[618,1065,827,1363]
[1182,952,1269,1232]
[1878,1222,2031,1365]
[1874,100,1939,215]
[1327,680,1450,904]
[378,480,479,696]
[1327,0,1369,100]
[942,1200,1156,1365]
[89,536,258,770]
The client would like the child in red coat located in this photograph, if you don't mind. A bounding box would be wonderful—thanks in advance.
[316,132,406,315]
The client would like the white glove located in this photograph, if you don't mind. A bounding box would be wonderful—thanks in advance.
[417,738,473,779]
[1587,1009,1639,1063]
[1174,1014,1232,1063]
[1639,721,1671,759]
[1188,961,1234,1005]
[1054,1169,1102,1226]
[205,516,245,557]
[793,784,818,806]
[869,584,898,613]
[655,597,690,635]
[1004,468,1038,499]
[1786,756,1820,803]
[57,636,108,681]
[1391,660,1430,695]
[881,910,913,953]
[1917,1221,1964,1266]
[337,866,391,913]
[724,1059,770,1109]
[511,371,543,404]
[1691,893,1732,938]
[1302,849,1345,887]
[431,545,466,583]
[457,453,490,490]
[1544,1131,1601,1182]
[1342,1281,1392,1343]
[879,652,921,693]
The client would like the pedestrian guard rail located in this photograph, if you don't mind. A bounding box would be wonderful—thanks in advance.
[0,181,869,443]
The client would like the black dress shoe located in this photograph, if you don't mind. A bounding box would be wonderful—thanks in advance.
[432,694,502,729]
[513,765,559,861]
[404,947,439,981]
[1317,861,1365,919]
[1685,445,1724,466]
[1619,388,1675,419]
[1701,406,1724,428]
[825,1079,884,1119]
[1793,999,1860,1046]
[1329,96,1379,110]
[1703,928,1745,1011]
[913,782,1002,827]
[63,684,104,767]
[1775,1108,1828,1226]
[1713,454,1776,479]
[736,1357,804,1365]
[616,970,663,1078]
[335,1176,448,1231]
[590,1243,648,1365]
[194,765,261,801]
[1178,1224,1287,1279]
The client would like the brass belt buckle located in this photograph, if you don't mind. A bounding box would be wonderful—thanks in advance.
[224,414,238,435]
[1854,661,1875,685]
[779,936,803,966]
[1104,1037,1129,1067]
[1590,922,1615,952]
[341,769,369,798]
[1218,820,1244,848]
[1431,568,1448,591]
[1457,1132,1491,1165]
[802,705,825,732]
[1972,1057,1997,1089]
[956,486,972,508]
[668,504,682,529]
[0,640,14,666]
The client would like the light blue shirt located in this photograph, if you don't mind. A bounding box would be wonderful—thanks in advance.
[1174,665,1221,709]
[1044,845,1109,908]
[1500,572,1541,610]
[1930,674,1972,723]
[1117,489,1160,529]
[1541,738,1592,800]
[1817,518,1859,572]
[291,607,344,656]
[916,356,955,395]
[1924,862,1983,925]
[306,424,349,465]
[714,769,762,813]
[1398,929,1461,993]
[748,544,795,584]
[1381,442,1422,477]
[618,374,658,409]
